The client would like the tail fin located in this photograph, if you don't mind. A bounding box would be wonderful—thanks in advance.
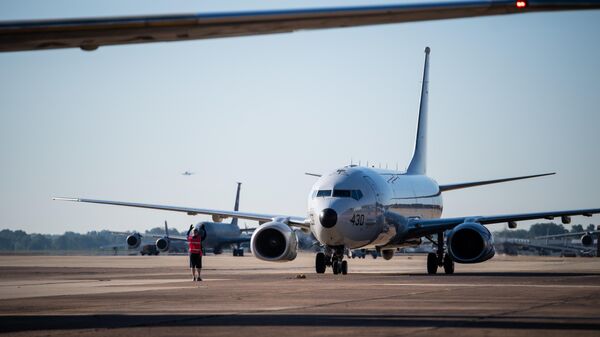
[231,182,242,227]
[406,47,430,175]
[164,221,169,237]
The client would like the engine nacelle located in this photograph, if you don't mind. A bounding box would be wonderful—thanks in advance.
[126,233,141,249]
[155,237,170,252]
[447,222,495,264]
[581,234,593,246]
[250,221,298,262]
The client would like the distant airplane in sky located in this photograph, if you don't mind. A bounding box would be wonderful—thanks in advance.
[55,48,600,275]
[181,171,194,176]
[1,1,600,52]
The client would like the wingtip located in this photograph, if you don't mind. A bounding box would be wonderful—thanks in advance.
[52,197,80,202]
[425,46,430,54]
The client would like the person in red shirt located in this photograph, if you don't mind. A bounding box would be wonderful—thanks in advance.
[187,224,203,281]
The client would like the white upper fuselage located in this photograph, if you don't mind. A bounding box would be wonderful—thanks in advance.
[307,165,442,249]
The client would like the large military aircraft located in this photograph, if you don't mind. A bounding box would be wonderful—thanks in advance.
[195,182,253,256]
[536,229,600,246]
[54,47,599,274]
[1,0,600,52]
[124,182,252,256]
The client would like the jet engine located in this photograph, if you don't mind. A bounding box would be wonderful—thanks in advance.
[250,221,298,262]
[581,234,593,246]
[447,222,495,264]
[126,233,141,249]
[155,237,170,252]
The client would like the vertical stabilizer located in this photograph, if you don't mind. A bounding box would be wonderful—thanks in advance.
[406,47,430,175]
[164,221,169,237]
[231,182,242,227]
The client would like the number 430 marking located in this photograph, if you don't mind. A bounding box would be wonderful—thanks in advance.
[350,213,365,226]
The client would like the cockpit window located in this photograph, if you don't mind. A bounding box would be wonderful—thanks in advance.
[316,190,332,197]
[332,190,351,198]
[331,189,363,201]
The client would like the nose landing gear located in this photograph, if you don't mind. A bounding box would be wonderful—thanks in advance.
[332,260,348,275]
[426,231,454,275]
[315,247,348,275]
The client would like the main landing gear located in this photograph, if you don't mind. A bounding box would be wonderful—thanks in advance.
[316,247,348,275]
[426,231,455,275]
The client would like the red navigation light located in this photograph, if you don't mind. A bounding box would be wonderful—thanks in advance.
[516,0,527,8]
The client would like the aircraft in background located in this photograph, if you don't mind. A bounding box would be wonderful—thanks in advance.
[1,1,600,52]
[182,171,194,176]
[121,182,253,256]
[535,228,600,247]
[114,220,185,254]
[194,182,253,256]
[55,48,600,274]
[498,237,597,257]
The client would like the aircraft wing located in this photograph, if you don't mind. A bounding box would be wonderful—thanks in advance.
[53,197,309,228]
[504,241,587,253]
[407,208,600,237]
[2,1,600,52]
[220,237,251,245]
[535,230,600,239]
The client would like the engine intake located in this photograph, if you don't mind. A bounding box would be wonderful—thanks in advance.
[155,237,170,252]
[250,221,298,262]
[581,234,593,246]
[126,233,141,249]
[447,222,495,264]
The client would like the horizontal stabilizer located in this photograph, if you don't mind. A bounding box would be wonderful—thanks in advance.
[439,172,555,192]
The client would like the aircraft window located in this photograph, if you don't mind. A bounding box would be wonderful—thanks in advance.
[333,190,351,198]
[351,190,363,201]
[316,190,332,197]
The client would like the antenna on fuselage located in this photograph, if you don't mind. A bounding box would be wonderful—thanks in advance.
[406,46,430,175]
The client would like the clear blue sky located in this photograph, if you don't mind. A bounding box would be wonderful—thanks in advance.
[1,0,599,234]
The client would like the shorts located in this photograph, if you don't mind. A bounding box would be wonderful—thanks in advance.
[189,253,202,268]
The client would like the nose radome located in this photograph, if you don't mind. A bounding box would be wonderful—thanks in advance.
[319,208,337,228]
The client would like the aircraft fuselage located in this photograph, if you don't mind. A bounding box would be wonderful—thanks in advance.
[308,165,442,249]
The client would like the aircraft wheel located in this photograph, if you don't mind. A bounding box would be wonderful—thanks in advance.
[341,260,348,275]
[332,260,340,275]
[443,254,454,274]
[427,252,438,274]
[315,252,326,274]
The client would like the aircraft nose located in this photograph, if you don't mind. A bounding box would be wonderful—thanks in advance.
[319,208,338,228]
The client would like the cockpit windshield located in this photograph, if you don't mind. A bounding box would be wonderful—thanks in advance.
[314,189,363,200]
[333,189,363,201]
[316,190,332,197]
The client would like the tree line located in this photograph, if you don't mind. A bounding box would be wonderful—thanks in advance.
[0,223,596,251]
[0,226,184,251]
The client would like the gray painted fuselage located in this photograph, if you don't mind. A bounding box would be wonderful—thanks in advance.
[308,166,442,249]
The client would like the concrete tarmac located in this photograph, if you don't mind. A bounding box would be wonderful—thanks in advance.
[1,253,600,337]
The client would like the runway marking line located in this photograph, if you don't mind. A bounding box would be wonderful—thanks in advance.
[378,283,600,289]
